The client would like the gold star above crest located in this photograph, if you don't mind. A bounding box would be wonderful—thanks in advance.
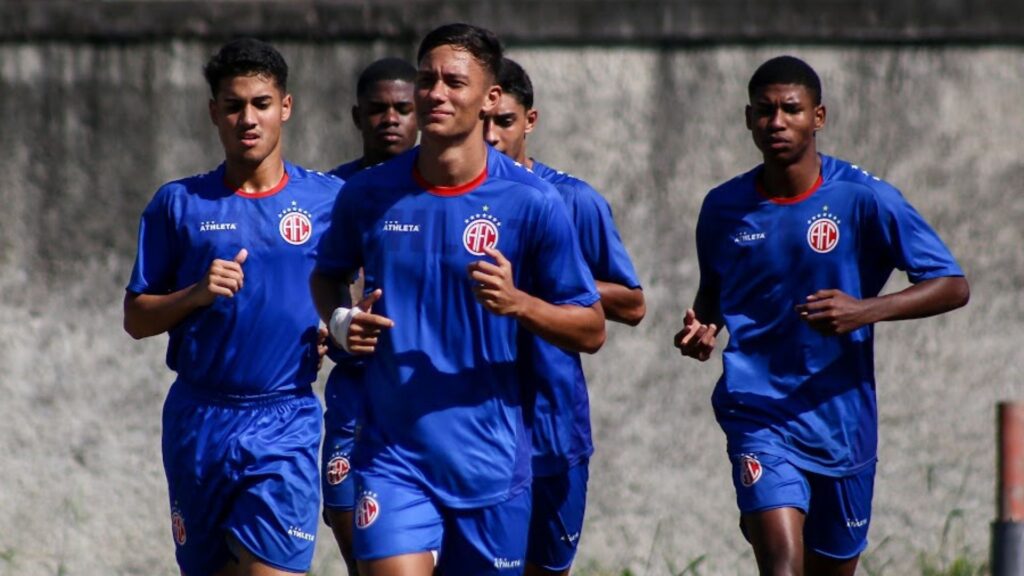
[483,205,490,212]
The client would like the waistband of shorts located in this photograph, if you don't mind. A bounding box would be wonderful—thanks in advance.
[171,377,316,407]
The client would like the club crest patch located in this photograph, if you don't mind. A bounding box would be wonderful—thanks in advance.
[463,208,501,255]
[355,492,380,529]
[326,455,351,486]
[740,455,763,487]
[279,201,314,245]
[171,509,187,545]
[806,206,840,253]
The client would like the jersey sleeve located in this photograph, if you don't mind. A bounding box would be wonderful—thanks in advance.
[126,186,179,295]
[866,184,964,283]
[315,183,363,278]
[527,189,600,307]
[565,180,642,289]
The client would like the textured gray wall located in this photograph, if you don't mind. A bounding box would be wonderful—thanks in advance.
[0,30,1021,576]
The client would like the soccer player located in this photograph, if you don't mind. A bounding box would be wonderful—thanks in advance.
[673,55,969,576]
[123,38,340,576]
[321,56,418,576]
[310,23,605,576]
[483,58,645,576]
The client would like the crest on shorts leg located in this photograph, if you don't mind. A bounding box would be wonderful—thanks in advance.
[740,454,763,487]
[355,491,380,529]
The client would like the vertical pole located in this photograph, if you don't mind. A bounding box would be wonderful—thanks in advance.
[992,401,1024,576]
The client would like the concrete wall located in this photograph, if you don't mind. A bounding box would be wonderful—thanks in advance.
[1,4,1022,575]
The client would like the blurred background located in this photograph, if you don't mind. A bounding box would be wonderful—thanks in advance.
[1,1,1022,574]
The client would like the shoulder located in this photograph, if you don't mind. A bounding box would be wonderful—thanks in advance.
[703,165,760,209]
[327,159,364,181]
[533,160,603,202]
[820,154,905,205]
[149,166,225,208]
[285,162,345,194]
[487,150,558,204]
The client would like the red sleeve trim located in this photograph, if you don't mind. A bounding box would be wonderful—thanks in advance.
[413,165,488,197]
[758,173,823,205]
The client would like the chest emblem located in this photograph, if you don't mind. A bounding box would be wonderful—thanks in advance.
[806,206,840,254]
[463,208,501,255]
[279,201,313,246]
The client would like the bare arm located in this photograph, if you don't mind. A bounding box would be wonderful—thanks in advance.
[468,246,606,354]
[310,269,352,325]
[795,275,970,335]
[595,280,646,326]
[123,249,248,339]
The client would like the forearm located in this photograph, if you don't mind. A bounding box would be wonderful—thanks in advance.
[596,280,646,326]
[123,287,203,340]
[516,295,606,354]
[866,276,970,323]
[310,271,352,324]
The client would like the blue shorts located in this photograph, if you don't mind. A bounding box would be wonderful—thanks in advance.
[526,461,589,571]
[162,380,323,575]
[730,452,875,559]
[322,363,363,512]
[352,469,531,575]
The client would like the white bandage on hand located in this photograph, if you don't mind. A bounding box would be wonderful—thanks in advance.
[329,306,363,354]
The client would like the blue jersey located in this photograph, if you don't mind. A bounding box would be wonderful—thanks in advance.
[328,158,364,181]
[525,161,642,475]
[696,155,963,475]
[315,147,600,507]
[127,162,341,396]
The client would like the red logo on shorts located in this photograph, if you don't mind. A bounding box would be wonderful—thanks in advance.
[807,211,840,254]
[326,456,351,486]
[279,203,314,245]
[740,455,763,487]
[171,511,187,545]
[356,493,380,529]
[462,213,500,256]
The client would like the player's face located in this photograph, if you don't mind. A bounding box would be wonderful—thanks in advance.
[209,73,292,167]
[415,45,500,141]
[483,93,537,164]
[745,83,825,165]
[353,80,417,161]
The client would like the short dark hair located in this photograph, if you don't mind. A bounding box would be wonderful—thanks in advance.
[416,23,503,79]
[203,38,288,97]
[496,58,533,109]
[356,57,417,99]
[748,55,822,105]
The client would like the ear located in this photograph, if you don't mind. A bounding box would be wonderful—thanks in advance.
[481,84,501,116]
[524,108,538,136]
[744,105,754,131]
[280,93,293,123]
[351,105,361,130]
[813,104,826,133]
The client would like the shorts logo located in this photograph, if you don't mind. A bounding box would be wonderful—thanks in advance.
[740,455,763,487]
[807,207,840,253]
[355,492,380,529]
[171,510,187,546]
[326,456,351,486]
[463,209,501,255]
[279,202,314,245]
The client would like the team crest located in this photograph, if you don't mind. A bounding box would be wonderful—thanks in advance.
[463,207,501,255]
[355,492,380,529]
[806,206,841,253]
[170,509,187,545]
[278,201,314,245]
[326,455,351,486]
[740,455,763,487]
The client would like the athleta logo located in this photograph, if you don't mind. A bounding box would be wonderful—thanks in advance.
[807,206,840,253]
[463,207,501,255]
[382,220,421,233]
[846,517,869,528]
[170,509,187,545]
[493,557,523,570]
[278,201,313,245]
[326,455,350,486]
[287,526,315,542]
[199,220,237,232]
[740,455,763,487]
[731,230,766,244]
[355,492,380,529]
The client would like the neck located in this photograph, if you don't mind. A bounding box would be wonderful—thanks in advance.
[361,149,390,168]
[224,152,285,194]
[760,152,821,199]
[417,130,489,187]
